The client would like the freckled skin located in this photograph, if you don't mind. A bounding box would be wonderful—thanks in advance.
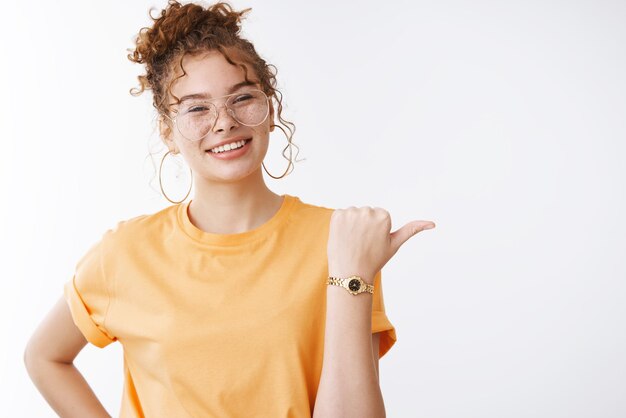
[159,49,276,184]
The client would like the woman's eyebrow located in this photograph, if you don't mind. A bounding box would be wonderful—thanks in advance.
[179,80,257,102]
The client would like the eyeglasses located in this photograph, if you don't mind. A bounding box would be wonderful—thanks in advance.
[164,88,270,141]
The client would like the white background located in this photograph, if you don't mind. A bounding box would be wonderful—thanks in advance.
[2,0,625,417]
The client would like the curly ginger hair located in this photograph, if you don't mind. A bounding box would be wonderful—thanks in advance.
[126,0,301,178]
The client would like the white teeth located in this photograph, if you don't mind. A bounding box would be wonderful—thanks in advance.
[209,139,248,153]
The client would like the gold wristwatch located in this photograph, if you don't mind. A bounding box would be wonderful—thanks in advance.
[327,275,374,295]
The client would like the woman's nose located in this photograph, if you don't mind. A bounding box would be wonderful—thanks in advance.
[212,103,239,132]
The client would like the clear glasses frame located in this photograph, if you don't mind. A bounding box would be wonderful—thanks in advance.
[162,88,270,142]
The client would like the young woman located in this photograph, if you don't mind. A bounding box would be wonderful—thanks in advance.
[23,1,435,417]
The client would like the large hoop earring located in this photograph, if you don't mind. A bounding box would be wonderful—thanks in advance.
[263,124,295,180]
[159,150,193,204]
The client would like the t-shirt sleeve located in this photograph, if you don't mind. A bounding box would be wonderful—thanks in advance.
[371,269,397,358]
[63,231,117,348]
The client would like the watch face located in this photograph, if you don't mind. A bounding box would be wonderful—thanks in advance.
[348,278,362,292]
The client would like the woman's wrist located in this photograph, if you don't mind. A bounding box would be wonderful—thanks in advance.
[327,268,375,286]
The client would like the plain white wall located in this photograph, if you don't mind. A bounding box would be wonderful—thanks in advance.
[2,0,625,416]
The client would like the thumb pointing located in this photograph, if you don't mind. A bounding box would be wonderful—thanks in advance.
[390,221,436,254]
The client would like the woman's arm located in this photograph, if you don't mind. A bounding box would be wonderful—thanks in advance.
[313,278,386,418]
[314,206,434,417]
[23,295,112,418]
[372,332,381,380]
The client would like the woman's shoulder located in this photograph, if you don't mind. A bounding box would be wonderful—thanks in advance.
[289,194,336,227]
[290,194,331,210]
[101,203,179,242]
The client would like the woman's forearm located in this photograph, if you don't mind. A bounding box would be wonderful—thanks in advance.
[312,273,386,418]
[24,358,112,418]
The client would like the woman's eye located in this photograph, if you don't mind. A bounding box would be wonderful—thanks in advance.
[188,106,208,113]
[233,94,252,103]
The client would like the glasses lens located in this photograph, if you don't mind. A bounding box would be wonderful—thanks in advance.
[177,103,216,142]
[227,90,269,126]
[176,89,269,141]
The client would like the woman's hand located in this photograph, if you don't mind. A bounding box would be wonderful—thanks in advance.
[327,206,435,284]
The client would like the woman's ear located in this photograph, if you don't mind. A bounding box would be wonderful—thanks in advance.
[159,116,175,148]
[269,103,275,132]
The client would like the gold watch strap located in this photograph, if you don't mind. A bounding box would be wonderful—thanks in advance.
[327,275,374,295]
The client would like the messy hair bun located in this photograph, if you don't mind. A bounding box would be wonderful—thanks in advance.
[127,0,300,179]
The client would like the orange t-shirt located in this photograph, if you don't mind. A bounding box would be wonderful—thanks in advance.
[63,194,397,417]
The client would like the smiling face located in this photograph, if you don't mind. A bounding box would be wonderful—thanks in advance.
[160,49,275,183]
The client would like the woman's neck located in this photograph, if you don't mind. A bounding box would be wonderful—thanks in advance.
[187,173,284,235]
